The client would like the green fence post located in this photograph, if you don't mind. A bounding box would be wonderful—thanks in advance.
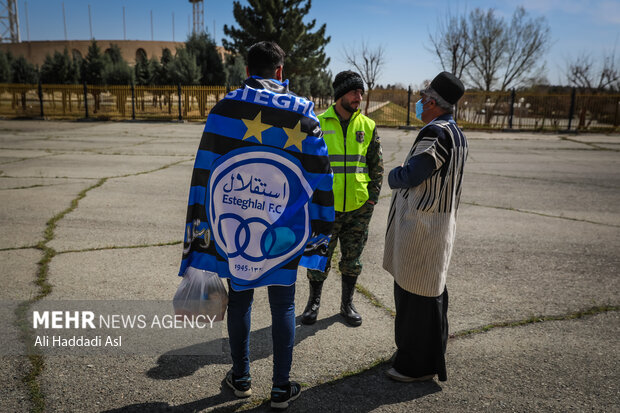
[508,89,515,129]
[178,83,182,121]
[567,88,576,131]
[38,81,44,118]
[406,86,411,126]
[83,82,89,118]
[131,82,136,120]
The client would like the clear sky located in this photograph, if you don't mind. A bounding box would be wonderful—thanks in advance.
[17,0,620,87]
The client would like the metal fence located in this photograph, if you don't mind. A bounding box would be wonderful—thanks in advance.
[366,88,620,132]
[0,83,229,121]
[1,83,618,132]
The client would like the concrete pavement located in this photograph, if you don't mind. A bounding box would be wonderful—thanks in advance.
[0,121,618,412]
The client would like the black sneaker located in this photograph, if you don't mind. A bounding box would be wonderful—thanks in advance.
[270,381,301,409]
[225,369,252,398]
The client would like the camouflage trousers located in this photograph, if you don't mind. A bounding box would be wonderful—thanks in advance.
[307,202,375,282]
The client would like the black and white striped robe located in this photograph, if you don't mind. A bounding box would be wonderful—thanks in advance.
[383,114,468,297]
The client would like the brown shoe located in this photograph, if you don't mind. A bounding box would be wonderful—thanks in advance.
[385,368,434,382]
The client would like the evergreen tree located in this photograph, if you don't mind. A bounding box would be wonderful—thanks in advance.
[147,57,162,85]
[104,44,125,64]
[41,54,60,83]
[168,48,201,85]
[40,48,78,84]
[102,43,133,85]
[11,56,38,110]
[134,50,153,86]
[155,49,175,113]
[156,48,174,85]
[72,52,83,81]
[310,69,332,105]
[161,48,173,66]
[0,51,12,83]
[11,56,38,84]
[294,74,312,98]
[224,54,246,87]
[82,40,106,85]
[223,0,330,90]
[103,61,133,85]
[185,32,226,85]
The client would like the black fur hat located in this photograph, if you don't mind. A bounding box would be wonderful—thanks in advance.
[332,71,365,101]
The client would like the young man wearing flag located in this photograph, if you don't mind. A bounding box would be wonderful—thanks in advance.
[180,41,334,409]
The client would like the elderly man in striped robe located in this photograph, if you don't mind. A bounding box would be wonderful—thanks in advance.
[383,71,467,383]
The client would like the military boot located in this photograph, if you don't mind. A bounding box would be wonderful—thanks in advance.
[340,276,362,327]
[301,280,323,325]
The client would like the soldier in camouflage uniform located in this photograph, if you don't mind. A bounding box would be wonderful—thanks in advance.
[302,71,384,327]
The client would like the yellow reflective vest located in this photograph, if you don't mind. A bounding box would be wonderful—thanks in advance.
[318,105,376,212]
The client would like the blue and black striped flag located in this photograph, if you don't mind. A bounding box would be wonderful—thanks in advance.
[180,77,335,291]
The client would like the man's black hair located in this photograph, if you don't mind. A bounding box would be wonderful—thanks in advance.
[247,41,286,79]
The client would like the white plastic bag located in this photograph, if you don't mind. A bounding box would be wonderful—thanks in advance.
[173,267,228,322]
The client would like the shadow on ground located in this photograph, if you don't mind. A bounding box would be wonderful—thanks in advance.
[103,361,441,412]
[102,314,436,412]
[100,379,244,412]
[147,314,342,380]
[105,314,426,413]
[242,363,442,413]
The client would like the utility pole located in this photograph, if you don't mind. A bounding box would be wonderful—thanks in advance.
[172,12,175,42]
[88,4,93,39]
[123,6,126,40]
[24,1,29,41]
[150,10,153,40]
[62,2,67,40]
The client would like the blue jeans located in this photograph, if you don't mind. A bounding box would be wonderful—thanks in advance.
[227,281,296,387]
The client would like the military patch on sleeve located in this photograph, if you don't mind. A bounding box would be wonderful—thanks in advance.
[356,130,365,143]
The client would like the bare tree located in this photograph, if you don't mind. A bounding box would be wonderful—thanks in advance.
[566,49,619,129]
[466,7,549,92]
[342,41,385,115]
[566,51,619,92]
[466,8,506,92]
[500,7,550,90]
[428,12,472,79]
[462,7,550,125]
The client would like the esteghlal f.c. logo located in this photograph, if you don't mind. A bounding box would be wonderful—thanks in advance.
[207,147,313,281]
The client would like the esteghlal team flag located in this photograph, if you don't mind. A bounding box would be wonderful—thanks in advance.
[180,77,335,291]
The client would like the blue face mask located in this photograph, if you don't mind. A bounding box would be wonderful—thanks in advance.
[415,99,425,120]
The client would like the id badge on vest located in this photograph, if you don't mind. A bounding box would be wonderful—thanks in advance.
[355,130,365,143]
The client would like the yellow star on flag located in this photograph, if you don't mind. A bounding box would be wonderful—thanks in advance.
[282,121,307,151]
[242,111,271,143]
